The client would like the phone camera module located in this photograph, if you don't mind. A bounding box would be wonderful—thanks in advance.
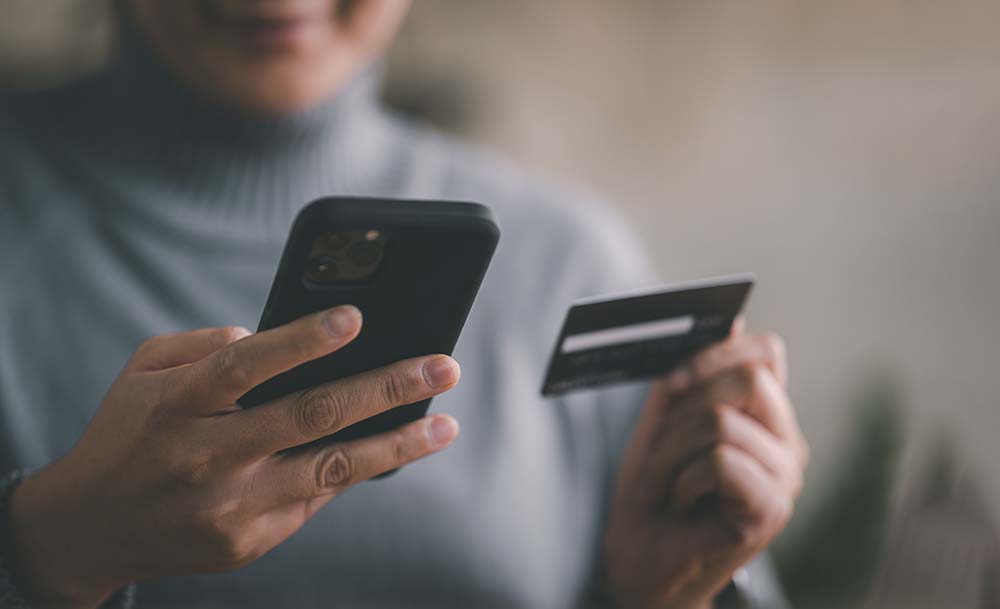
[305,256,340,282]
[348,241,381,267]
[325,233,351,250]
[303,229,387,285]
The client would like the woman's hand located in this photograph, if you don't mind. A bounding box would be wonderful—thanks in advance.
[10,305,461,609]
[604,323,808,609]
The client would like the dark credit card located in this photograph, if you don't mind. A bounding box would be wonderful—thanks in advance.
[541,274,754,396]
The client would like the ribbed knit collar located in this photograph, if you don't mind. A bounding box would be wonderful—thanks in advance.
[31,12,398,220]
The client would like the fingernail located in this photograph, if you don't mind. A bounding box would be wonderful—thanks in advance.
[423,356,459,389]
[427,415,459,448]
[323,305,361,337]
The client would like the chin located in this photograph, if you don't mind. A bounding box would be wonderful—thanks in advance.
[202,58,363,117]
[234,80,342,116]
[130,0,406,117]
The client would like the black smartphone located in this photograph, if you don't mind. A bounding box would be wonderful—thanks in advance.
[238,197,499,449]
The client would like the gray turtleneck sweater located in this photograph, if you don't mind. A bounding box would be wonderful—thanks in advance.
[0,25,785,609]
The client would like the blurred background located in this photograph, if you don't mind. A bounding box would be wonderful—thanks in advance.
[3,1,999,607]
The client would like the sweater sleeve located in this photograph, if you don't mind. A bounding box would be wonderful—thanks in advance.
[0,470,136,609]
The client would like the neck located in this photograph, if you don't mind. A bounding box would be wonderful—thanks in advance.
[21,11,397,219]
[98,10,386,151]
[100,13,385,151]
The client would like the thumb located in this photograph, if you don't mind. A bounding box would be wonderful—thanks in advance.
[730,316,746,337]
[129,326,252,372]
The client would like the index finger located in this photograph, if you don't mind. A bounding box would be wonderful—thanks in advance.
[221,353,460,459]
[185,305,362,406]
[685,365,806,463]
[661,331,787,395]
[128,326,251,372]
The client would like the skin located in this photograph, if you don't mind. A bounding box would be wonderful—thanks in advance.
[129,0,412,115]
[10,2,809,607]
[12,306,461,607]
[605,322,809,608]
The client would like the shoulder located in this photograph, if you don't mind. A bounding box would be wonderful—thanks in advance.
[0,91,41,229]
[0,86,63,147]
[0,87,70,187]
[0,77,95,155]
[0,91,35,164]
[0,86,90,267]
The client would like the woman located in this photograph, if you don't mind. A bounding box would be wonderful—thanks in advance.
[0,2,807,608]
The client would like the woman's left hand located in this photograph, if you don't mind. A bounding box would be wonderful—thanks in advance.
[603,324,808,609]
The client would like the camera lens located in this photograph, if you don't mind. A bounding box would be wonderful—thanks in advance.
[348,241,381,267]
[305,255,339,282]
[324,233,350,250]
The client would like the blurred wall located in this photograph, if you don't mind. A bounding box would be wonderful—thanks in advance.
[0,0,109,87]
[2,0,999,539]
[387,0,1000,534]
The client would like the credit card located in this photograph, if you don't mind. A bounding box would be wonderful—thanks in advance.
[540,274,754,396]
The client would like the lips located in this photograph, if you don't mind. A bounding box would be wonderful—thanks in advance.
[206,0,335,22]
[201,0,334,51]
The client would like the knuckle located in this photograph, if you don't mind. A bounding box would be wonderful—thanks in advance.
[730,509,778,549]
[723,521,757,548]
[732,361,758,386]
[294,385,347,437]
[214,529,258,569]
[142,374,181,415]
[192,507,230,538]
[220,539,259,570]
[392,427,424,465]
[760,331,786,364]
[791,432,811,471]
[391,431,409,465]
[214,347,251,392]
[721,496,793,551]
[214,326,248,350]
[710,405,737,440]
[191,507,260,569]
[380,371,413,406]
[743,523,770,549]
[708,366,751,405]
[316,449,354,492]
[736,362,769,398]
[304,317,337,353]
[764,495,794,535]
[689,351,715,383]
[172,368,203,405]
[788,465,805,498]
[799,434,811,468]
[164,449,215,486]
[699,405,727,438]
[711,444,737,472]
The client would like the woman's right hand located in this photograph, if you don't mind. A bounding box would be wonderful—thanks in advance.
[9,305,461,609]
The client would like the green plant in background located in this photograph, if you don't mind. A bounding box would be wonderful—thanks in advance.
[774,369,906,608]
[920,431,960,507]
